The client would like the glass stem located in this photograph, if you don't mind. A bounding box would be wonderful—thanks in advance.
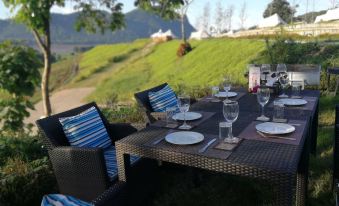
[183,111,186,125]
[229,124,233,138]
[226,90,229,101]
[261,105,265,117]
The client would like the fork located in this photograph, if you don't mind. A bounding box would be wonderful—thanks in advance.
[256,131,296,141]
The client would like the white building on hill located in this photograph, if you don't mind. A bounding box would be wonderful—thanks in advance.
[150,29,176,42]
[258,14,287,28]
[189,30,210,40]
[315,8,339,23]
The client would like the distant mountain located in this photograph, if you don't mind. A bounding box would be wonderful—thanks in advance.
[0,9,195,44]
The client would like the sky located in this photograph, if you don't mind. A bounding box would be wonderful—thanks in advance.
[0,0,332,29]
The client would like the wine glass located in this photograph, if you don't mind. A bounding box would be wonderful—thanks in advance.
[211,86,220,102]
[256,87,270,121]
[278,72,289,98]
[223,77,232,102]
[261,64,271,85]
[223,100,239,143]
[276,64,287,74]
[177,95,191,130]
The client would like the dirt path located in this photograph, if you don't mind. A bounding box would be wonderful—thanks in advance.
[25,87,95,126]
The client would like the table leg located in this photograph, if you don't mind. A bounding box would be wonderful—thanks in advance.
[311,101,319,155]
[116,145,130,182]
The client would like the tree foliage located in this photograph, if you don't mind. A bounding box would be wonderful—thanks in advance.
[0,41,41,132]
[263,0,294,23]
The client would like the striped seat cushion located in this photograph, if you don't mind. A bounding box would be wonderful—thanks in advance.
[103,146,140,181]
[59,107,112,149]
[148,85,179,112]
[41,194,92,206]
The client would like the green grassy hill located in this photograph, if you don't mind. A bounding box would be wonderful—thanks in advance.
[68,38,265,103]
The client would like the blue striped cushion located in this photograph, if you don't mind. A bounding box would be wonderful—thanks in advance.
[59,107,112,149]
[41,194,92,206]
[148,85,179,112]
[103,146,140,181]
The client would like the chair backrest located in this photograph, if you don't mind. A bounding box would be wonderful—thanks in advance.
[134,83,168,112]
[36,102,109,150]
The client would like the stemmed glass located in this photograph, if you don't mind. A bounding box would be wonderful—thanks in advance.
[278,72,290,98]
[223,100,239,143]
[256,87,270,121]
[177,95,191,130]
[261,64,271,85]
[223,77,232,102]
[277,64,287,73]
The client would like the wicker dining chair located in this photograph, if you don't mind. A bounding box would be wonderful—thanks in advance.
[36,102,158,204]
[134,83,169,124]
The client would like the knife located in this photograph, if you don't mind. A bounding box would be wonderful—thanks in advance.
[153,136,165,145]
[199,138,217,153]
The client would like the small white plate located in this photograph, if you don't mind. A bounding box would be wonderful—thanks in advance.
[172,112,202,121]
[165,131,204,145]
[215,92,238,98]
[256,122,295,135]
[255,122,295,134]
[278,98,307,106]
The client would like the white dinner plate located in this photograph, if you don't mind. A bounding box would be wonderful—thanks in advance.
[256,122,295,135]
[278,98,308,106]
[172,112,202,121]
[215,92,238,98]
[165,131,204,145]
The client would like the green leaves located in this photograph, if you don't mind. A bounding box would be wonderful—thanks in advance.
[263,0,294,23]
[0,41,41,132]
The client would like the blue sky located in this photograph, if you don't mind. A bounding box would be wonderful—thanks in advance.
[0,0,331,28]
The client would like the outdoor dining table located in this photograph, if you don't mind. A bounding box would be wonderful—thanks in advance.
[115,89,320,206]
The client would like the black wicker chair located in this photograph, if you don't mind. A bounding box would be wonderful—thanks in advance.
[335,105,339,205]
[36,102,158,205]
[134,83,169,124]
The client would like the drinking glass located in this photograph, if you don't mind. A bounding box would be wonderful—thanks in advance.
[223,100,239,143]
[177,95,191,130]
[219,122,232,141]
[166,107,178,128]
[278,72,290,98]
[223,77,232,101]
[272,100,285,122]
[291,83,302,98]
[261,64,271,84]
[256,87,270,121]
[211,86,220,102]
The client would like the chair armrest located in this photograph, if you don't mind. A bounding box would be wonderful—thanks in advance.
[107,123,137,142]
[49,146,110,201]
[91,181,127,206]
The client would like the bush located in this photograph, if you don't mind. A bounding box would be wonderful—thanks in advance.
[176,42,192,57]
[0,134,57,206]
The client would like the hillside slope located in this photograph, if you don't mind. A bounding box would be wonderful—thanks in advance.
[74,39,265,103]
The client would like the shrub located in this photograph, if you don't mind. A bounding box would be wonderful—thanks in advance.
[176,42,192,57]
[0,134,57,206]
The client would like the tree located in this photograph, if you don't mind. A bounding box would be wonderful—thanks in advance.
[0,41,41,132]
[3,0,125,117]
[201,2,211,33]
[214,1,224,34]
[263,0,295,23]
[239,1,247,30]
[225,4,235,32]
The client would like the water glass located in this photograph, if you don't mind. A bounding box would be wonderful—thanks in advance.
[278,72,289,98]
[223,77,232,101]
[272,100,285,123]
[166,107,178,128]
[291,83,302,98]
[212,86,219,98]
[219,122,232,141]
[277,63,287,73]
[177,95,191,130]
[223,100,239,143]
[256,87,270,121]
